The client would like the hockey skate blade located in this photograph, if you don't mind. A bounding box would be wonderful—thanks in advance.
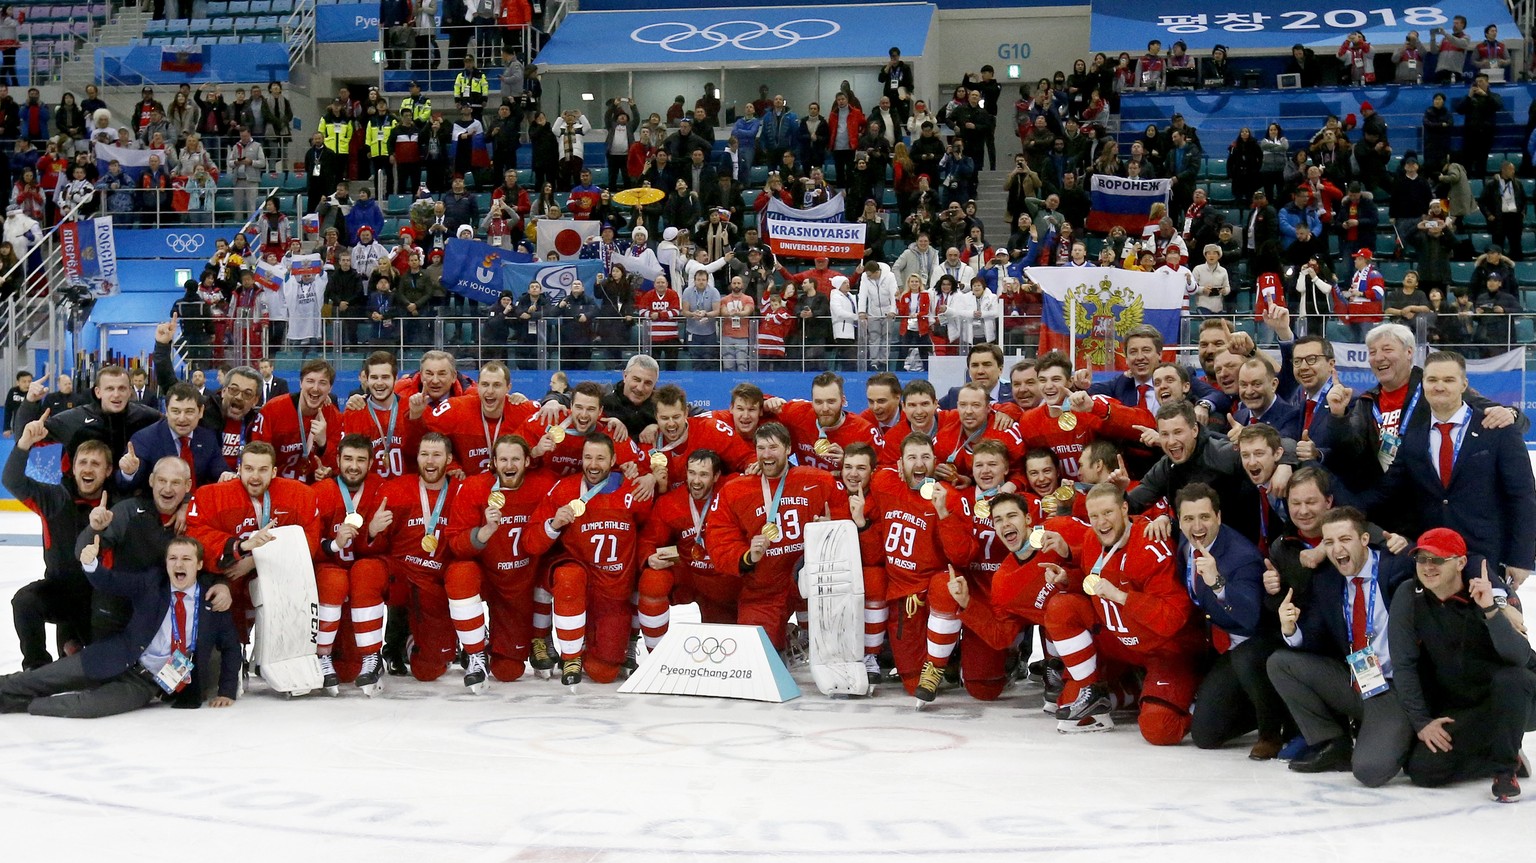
[535,668,554,680]
[323,685,340,697]
[358,681,383,698]
[466,679,488,696]
[1057,714,1115,734]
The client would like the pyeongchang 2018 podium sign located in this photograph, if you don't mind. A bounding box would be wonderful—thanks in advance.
[620,623,801,702]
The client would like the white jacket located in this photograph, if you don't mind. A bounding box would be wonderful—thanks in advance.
[930,259,977,289]
[3,212,42,258]
[551,113,592,159]
[830,286,860,339]
[946,288,999,343]
[856,263,898,317]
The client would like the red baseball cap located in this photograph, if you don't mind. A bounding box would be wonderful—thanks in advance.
[1353,248,1372,260]
[1413,528,1467,559]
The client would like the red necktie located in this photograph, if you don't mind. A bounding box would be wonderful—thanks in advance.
[1257,493,1271,557]
[1435,422,1456,487]
[1136,384,1150,411]
[179,436,197,489]
[1303,397,1316,432]
[1350,576,1368,652]
[170,590,190,692]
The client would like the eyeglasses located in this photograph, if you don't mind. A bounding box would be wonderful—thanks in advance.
[1414,553,1451,566]
[1293,354,1329,367]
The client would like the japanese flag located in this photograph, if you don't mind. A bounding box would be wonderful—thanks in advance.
[535,219,600,262]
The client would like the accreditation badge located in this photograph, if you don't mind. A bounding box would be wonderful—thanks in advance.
[1346,646,1390,699]
[154,651,194,694]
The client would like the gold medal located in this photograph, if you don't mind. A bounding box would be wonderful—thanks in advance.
[919,479,936,500]
[343,512,364,530]
[761,522,780,541]
[548,425,567,443]
[813,438,832,455]
[1056,410,1078,432]
[1053,481,1076,502]
[1028,525,1045,549]
[487,490,505,509]
[421,534,439,554]
[566,499,587,518]
[1083,573,1102,596]
[650,452,668,472]
[974,498,991,519]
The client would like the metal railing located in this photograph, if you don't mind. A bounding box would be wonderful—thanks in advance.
[284,0,316,68]
[127,306,1535,379]
[379,23,532,81]
[0,194,94,385]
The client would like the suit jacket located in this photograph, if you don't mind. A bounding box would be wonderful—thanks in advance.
[82,565,241,703]
[1089,371,1219,410]
[1179,526,1270,640]
[1274,339,1346,454]
[131,384,159,408]
[119,419,228,492]
[1232,395,1303,440]
[1290,549,1415,660]
[939,381,1013,410]
[259,376,290,405]
[1367,405,1536,570]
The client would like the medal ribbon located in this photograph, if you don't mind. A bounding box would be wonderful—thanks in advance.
[418,478,448,539]
[688,492,712,547]
[761,472,788,525]
[252,491,271,526]
[948,423,988,464]
[336,477,359,515]
[368,397,399,466]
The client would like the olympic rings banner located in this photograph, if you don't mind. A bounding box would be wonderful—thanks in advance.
[619,622,801,702]
[536,3,936,68]
[1089,0,1514,51]
[117,229,227,260]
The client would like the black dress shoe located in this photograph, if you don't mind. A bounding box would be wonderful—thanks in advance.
[1289,737,1353,773]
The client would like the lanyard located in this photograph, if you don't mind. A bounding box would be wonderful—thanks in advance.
[336,477,360,515]
[1433,410,1471,463]
[418,478,448,538]
[1372,385,1423,435]
[1343,552,1380,642]
[687,492,711,547]
[657,423,690,454]
[368,397,399,461]
[761,471,788,524]
[300,405,318,460]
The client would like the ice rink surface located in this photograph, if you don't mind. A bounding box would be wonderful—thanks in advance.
[0,509,1531,862]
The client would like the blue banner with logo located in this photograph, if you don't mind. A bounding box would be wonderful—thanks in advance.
[1090,1,1515,51]
[317,3,380,43]
[116,228,227,259]
[441,238,604,304]
[537,3,936,69]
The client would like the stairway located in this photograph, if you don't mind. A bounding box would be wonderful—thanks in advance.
[54,5,153,92]
[974,167,1013,243]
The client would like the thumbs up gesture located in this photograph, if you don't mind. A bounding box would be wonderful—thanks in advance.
[1295,427,1319,462]
[1262,559,1282,596]
[119,442,141,478]
[1326,372,1353,417]
[1278,588,1300,636]
[80,534,101,568]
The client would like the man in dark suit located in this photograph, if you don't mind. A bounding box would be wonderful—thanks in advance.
[76,458,194,640]
[1176,483,1290,760]
[115,383,229,494]
[938,342,1012,409]
[1362,350,1536,589]
[1245,189,1281,274]
[1231,356,1303,440]
[1083,325,1221,414]
[1268,506,1416,786]
[0,535,240,717]
[257,358,290,406]
[129,368,158,408]
[1320,323,1524,502]
[1266,308,1347,461]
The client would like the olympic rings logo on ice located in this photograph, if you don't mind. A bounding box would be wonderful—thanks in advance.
[165,233,206,254]
[682,635,737,664]
[630,19,840,54]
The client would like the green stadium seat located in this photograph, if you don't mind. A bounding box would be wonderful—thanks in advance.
[1515,317,1535,343]
[1378,261,1410,284]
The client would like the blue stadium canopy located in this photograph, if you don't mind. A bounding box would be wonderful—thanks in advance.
[536,3,937,71]
[1090,0,1516,52]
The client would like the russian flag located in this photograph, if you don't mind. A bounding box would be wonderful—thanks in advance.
[253,260,284,292]
[1027,266,1185,370]
[1085,175,1170,234]
[161,44,205,74]
[288,254,324,278]
[95,142,169,184]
